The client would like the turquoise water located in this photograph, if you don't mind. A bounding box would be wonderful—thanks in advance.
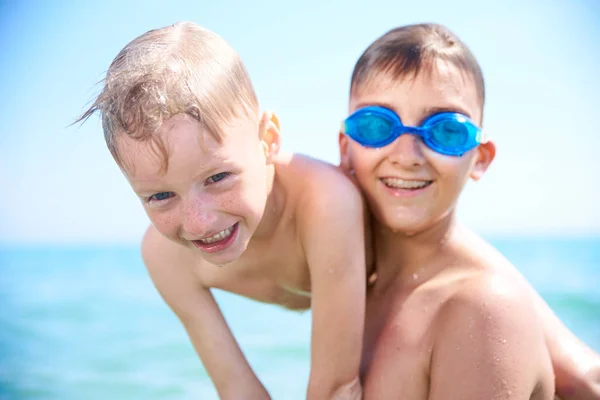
[1,238,599,399]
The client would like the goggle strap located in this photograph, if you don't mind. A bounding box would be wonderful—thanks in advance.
[478,129,489,144]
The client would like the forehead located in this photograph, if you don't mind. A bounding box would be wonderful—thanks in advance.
[117,113,259,183]
[350,60,482,124]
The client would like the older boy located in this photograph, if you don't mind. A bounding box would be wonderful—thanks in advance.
[339,22,600,400]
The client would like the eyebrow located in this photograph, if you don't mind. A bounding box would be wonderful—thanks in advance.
[131,180,168,196]
[130,156,239,195]
[354,101,396,112]
[354,100,473,122]
[422,106,472,119]
[354,100,471,117]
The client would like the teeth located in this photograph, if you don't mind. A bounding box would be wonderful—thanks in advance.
[382,178,431,189]
[199,226,234,244]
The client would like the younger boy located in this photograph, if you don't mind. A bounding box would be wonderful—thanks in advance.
[77,21,369,399]
[338,23,600,399]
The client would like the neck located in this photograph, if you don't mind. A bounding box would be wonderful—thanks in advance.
[373,211,458,290]
[253,164,285,239]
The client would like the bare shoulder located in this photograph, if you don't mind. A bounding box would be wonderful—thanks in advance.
[428,271,554,399]
[444,230,544,322]
[277,153,364,214]
[436,271,539,338]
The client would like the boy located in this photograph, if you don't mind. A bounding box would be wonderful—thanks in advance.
[77,22,368,399]
[78,19,598,400]
[338,23,600,399]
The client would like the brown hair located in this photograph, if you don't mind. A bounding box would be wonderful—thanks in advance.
[76,21,258,170]
[351,23,485,118]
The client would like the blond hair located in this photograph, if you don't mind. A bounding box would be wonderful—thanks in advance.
[77,21,258,169]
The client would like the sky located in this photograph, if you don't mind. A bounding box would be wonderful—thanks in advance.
[1,0,599,244]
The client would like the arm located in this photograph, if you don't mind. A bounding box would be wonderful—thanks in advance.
[428,274,554,400]
[298,172,367,400]
[500,262,600,399]
[141,226,270,400]
[534,293,600,400]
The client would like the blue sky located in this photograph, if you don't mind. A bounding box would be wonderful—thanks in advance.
[1,0,599,244]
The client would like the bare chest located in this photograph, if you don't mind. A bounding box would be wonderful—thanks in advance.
[197,229,312,310]
[361,285,446,399]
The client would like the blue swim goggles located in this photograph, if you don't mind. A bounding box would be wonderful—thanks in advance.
[343,106,485,156]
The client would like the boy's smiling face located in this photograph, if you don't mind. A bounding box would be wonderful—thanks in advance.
[119,112,274,266]
[340,60,495,235]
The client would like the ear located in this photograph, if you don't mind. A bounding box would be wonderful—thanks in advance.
[259,110,281,163]
[470,139,496,181]
[338,129,353,173]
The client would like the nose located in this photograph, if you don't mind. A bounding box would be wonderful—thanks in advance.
[181,195,218,238]
[386,132,426,168]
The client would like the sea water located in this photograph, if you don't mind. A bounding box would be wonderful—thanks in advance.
[1,237,598,399]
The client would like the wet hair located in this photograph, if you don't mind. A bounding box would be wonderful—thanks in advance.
[76,21,258,170]
[350,23,485,117]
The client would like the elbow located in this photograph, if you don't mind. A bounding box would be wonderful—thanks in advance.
[307,376,362,400]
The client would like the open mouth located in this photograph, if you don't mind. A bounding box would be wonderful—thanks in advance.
[381,177,433,190]
[192,222,239,253]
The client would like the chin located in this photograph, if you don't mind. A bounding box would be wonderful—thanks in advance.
[199,246,245,267]
[385,221,428,236]
[376,209,439,236]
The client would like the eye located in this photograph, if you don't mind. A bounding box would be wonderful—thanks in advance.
[430,120,468,147]
[206,172,231,184]
[148,192,174,202]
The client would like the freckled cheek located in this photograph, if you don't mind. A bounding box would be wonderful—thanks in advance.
[215,194,241,214]
[215,188,261,220]
[146,208,181,239]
